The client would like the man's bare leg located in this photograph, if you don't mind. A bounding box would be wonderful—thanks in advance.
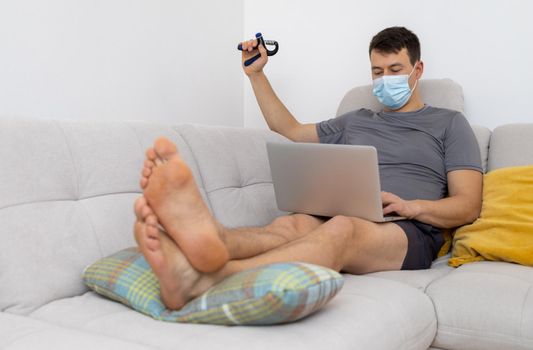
[134,199,407,310]
[218,213,325,259]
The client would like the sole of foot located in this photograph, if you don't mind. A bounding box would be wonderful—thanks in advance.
[143,137,230,273]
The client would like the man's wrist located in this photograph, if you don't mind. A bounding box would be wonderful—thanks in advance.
[410,199,424,220]
[247,70,265,81]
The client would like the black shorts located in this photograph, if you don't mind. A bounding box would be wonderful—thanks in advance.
[394,220,445,270]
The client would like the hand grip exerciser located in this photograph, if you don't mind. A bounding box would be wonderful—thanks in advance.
[237,32,279,67]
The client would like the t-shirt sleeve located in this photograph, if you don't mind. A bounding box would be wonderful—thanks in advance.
[316,113,351,144]
[444,113,483,173]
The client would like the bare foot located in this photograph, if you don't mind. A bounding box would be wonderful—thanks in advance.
[134,202,217,310]
[142,137,229,273]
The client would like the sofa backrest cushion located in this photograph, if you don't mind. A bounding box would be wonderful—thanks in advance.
[0,118,287,315]
[487,124,533,171]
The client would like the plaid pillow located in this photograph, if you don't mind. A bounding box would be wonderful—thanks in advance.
[82,247,344,325]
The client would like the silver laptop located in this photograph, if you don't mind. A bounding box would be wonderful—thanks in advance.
[266,142,405,222]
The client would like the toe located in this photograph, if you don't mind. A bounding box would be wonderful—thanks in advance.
[146,214,158,227]
[146,148,157,161]
[144,159,155,168]
[142,166,152,177]
[134,196,146,220]
[141,203,154,220]
[154,137,178,161]
[142,159,155,176]
[146,222,160,241]
[134,219,144,246]
[146,237,160,252]
[140,177,148,189]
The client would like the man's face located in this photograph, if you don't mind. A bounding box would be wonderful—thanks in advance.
[370,48,421,88]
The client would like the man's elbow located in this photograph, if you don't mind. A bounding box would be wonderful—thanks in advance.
[464,200,482,224]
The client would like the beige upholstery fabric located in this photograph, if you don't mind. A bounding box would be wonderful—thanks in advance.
[0,312,151,350]
[487,123,533,171]
[427,262,533,350]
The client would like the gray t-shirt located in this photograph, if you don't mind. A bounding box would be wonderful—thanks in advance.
[316,105,482,201]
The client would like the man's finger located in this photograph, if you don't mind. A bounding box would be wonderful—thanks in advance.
[381,192,394,204]
[382,204,397,215]
[248,39,257,51]
[257,42,267,55]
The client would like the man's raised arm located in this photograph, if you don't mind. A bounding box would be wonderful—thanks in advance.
[241,39,318,143]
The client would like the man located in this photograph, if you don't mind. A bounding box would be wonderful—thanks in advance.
[133,27,482,310]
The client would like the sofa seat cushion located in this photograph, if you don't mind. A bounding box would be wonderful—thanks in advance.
[30,275,436,350]
[426,261,533,350]
[0,312,152,350]
[367,254,454,292]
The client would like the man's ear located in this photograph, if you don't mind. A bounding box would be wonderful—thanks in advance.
[416,60,424,79]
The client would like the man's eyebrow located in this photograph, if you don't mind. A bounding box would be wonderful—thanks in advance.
[389,63,404,68]
[371,63,404,70]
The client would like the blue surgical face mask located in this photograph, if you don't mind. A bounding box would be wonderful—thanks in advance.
[372,63,418,110]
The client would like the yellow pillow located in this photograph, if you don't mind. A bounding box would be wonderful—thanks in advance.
[449,165,533,267]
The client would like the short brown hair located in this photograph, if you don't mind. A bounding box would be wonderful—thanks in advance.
[369,27,421,66]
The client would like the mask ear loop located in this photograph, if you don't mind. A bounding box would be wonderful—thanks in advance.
[409,62,419,92]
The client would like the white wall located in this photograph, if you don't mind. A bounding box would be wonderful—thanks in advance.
[0,0,243,126]
[2,1,532,129]
[244,0,533,130]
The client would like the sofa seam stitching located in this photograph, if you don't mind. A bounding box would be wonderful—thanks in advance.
[56,121,80,200]
[429,269,533,283]
[56,121,103,258]
[78,200,104,258]
[207,181,273,194]
[436,325,532,342]
[520,283,532,340]
[0,191,143,211]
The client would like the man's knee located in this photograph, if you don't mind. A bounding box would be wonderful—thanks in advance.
[323,216,376,255]
[322,215,354,241]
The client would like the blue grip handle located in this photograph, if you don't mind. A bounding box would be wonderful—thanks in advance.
[244,53,261,67]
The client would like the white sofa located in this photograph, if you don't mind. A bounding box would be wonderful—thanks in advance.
[1,80,532,350]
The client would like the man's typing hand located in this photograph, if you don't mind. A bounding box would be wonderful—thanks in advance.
[381,191,421,219]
